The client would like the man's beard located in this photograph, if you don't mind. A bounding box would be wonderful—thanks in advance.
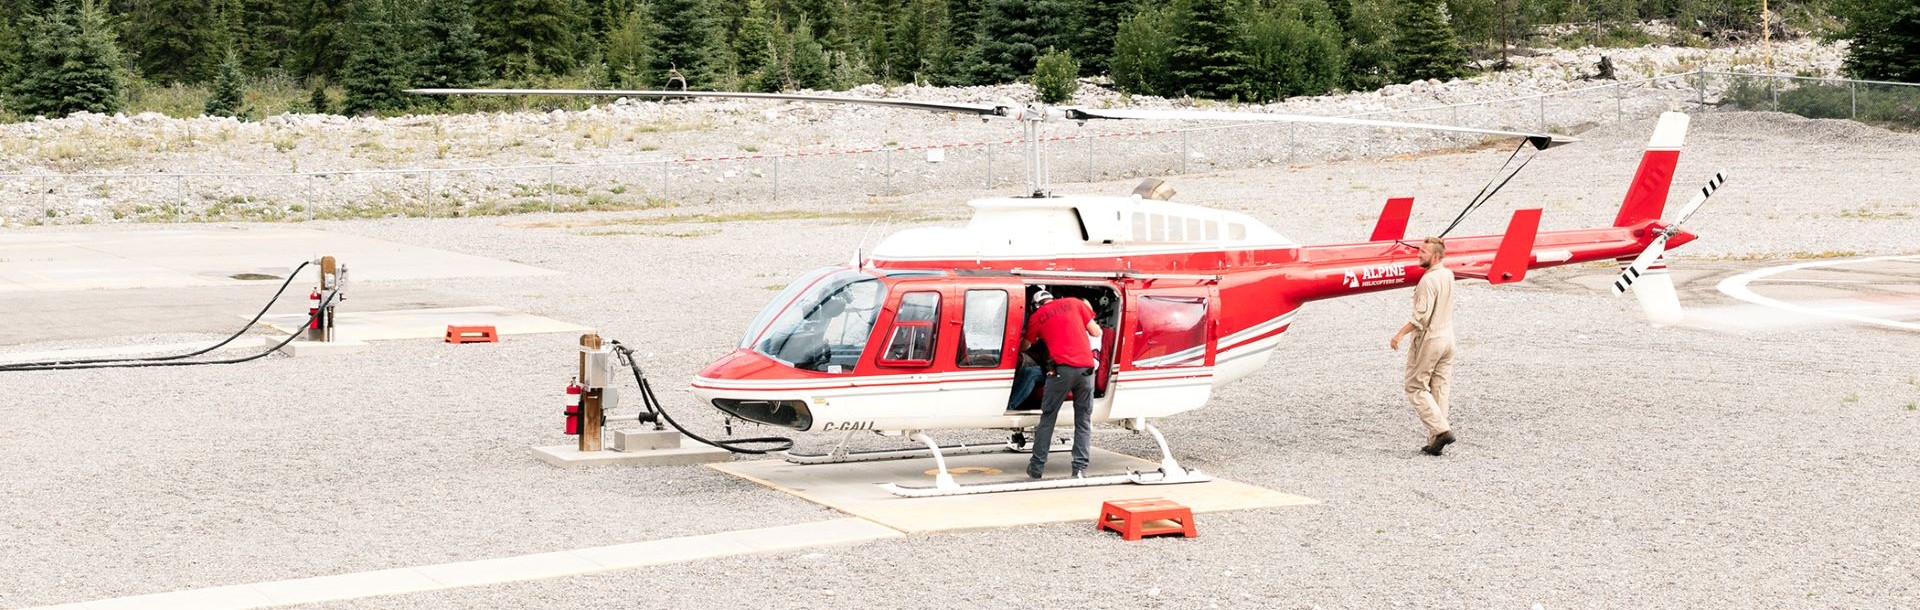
[1419,258,1434,269]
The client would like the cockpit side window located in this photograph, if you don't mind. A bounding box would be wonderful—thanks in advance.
[879,291,941,367]
[750,269,885,374]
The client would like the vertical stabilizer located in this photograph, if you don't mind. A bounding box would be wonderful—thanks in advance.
[1614,112,1691,227]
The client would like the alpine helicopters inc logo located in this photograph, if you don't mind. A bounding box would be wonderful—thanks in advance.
[1342,264,1408,288]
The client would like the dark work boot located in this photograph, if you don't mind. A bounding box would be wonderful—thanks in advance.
[1071,468,1086,479]
[1421,431,1456,456]
[1027,462,1045,479]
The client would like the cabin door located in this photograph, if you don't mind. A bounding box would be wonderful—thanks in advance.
[1108,283,1217,419]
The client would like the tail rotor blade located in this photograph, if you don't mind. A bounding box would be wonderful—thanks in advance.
[1668,171,1727,227]
[1612,234,1670,295]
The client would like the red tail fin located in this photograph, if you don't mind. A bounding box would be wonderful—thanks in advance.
[1371,197,1413,242]
[1487,208,1541,284]
[1614,112,1691,227]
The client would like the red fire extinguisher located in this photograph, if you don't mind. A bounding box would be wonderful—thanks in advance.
[308,289,322,330]
[564,379,583,435]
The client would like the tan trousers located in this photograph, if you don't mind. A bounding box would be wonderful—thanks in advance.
[1403,335,1454,438]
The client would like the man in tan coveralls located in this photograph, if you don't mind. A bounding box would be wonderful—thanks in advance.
[1390,237,1456,456]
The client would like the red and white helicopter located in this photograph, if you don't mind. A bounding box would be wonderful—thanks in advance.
[418,89,1723,496]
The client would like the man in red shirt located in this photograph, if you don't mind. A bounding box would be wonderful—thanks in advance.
[1021,290,1102,479]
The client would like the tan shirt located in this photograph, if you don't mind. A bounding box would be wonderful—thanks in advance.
[1409,265,1455,340]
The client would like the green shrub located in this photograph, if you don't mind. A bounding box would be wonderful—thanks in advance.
[1032,48,1080,104]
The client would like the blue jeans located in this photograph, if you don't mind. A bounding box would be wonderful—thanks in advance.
[1007,364,1043,411]
[1028,365,1094,474]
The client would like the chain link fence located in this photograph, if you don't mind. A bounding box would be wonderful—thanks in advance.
[2,70,1912,226]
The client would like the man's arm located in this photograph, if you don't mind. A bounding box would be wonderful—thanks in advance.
[1394,277,1435,350]
[1390,321,1414,351]
[1080,300,1101,338]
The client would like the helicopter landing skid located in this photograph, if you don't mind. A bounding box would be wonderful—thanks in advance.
[881,468,1211,498]
[783,442,1055,465]
[782,431,1065,465]
[879,424,1209,498]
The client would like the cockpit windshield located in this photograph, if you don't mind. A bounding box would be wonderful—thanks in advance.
[742,267,886,374]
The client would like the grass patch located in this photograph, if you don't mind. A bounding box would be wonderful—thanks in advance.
[1693,250,1866,262]
[1841,393,1859,404]
[229,273,282,280]
[1834,207,1913,220]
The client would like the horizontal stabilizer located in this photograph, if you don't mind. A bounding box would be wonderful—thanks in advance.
[1487,208,1542,285]
[1371,197,1413,242]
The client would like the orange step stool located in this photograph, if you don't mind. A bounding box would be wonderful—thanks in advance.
[1096,497,1197,541]
[444,325,500,344]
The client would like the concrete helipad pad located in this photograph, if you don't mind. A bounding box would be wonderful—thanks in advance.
[1715,255,1920,331]
[259,306,588,341]
[711,448,1316,534]
[0,228,556,293]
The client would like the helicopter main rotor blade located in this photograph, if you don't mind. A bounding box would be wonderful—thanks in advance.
[1060,108,1578,150]
[405,88,1013,117]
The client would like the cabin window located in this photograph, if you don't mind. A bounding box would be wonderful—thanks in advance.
[880,291,941,367]
[1132,213,1149,241]
[1227,222,1247,240]
[1148,214,1166,241]
[956,290,1009,368]
[1131,295,1208,368]
[1184,218,1203,241]
[1204,221,1220,241]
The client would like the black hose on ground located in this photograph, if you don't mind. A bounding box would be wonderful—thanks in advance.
[0,289,338,372]
[610,341,794,455]
[0,260,314,370]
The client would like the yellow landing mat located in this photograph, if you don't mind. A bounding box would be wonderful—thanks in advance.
[711,447,1316,534]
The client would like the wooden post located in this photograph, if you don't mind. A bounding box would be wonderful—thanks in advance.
[579,333,604,452]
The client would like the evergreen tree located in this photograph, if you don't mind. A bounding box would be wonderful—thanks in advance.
[1067,0,1130,75]
[204,47,245,117]
[1169,0,1250,99]
[650,0,717,88]
[241,0,299,74]
[900,0,953,84]
[735,0,776,90]
[417,0,491,89]
[476,0,582,77]
[603,4,657,87]
[788,16,830,89]
[1239,0,1347,102]
[1394,0,1468,82]
[932,0,983,84]
[968,0,1069,84]
[1111,4,1177,96]
[8,0,125,117]
[1338,0,1397,89]
[339,0,414,115]
[309,81,330,113]
[1831,0,1920,82]
[851,0,902,81]
[123,0,220,83]
[294,0,351,80]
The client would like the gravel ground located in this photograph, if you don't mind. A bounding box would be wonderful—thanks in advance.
[2,111,1918,608]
